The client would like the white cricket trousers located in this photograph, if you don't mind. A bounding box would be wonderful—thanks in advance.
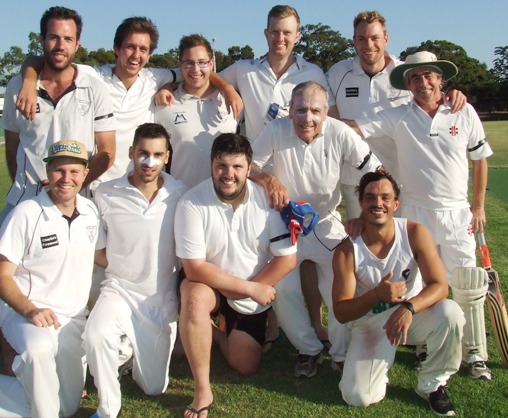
[273,214,350,361]
[83,287,177,418]
[0,304,86,418]
[340,299,465,407]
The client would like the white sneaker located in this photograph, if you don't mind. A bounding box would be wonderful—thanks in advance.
[463,360,492,380]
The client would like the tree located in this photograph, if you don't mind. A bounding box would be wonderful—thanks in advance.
[399,40,496,108]
[215,45,255,72]
[27,32,43,56]
[492,46,508,82]
[149,48,179,69]
[86,48,116,66]
[293,23,354,72]
[0,46,25,87]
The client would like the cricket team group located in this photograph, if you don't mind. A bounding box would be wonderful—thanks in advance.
[0,3,494,418]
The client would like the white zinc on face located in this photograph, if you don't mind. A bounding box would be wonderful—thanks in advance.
[138,154,163,167]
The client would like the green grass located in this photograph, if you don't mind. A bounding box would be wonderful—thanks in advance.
[1,122,508,417]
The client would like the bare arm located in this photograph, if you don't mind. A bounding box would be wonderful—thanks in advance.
[470,158,488,233]
[340,118,364,137]
[332,240,407,323]
[0,256,61,329]
[5,130,20,181]
[83,131,116,187]
[249,163,289,211]
[181,258,276,307]
[250,253,297,286]
[94,248,108,268]
[383,222,449,346]
[209,72,244,119]
[17,55,44,121]
[327,104,341,120]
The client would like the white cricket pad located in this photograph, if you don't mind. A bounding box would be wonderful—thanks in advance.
[451,267,488,361]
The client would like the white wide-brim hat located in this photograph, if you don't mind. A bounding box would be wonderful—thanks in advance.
[390,51,458,90]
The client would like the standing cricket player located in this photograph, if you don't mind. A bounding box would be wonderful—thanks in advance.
[344,51,493,379]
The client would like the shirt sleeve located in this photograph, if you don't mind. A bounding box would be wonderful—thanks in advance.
[90,78,117,132]
[0,205,29,266]
[252,123,276,168]
[268,208,297,257]
[465,105,493,160]
[341,126,381,173]
[2,76,21,132]
[174,197,207,260]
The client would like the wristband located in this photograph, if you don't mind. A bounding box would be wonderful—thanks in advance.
[401,301,415,315]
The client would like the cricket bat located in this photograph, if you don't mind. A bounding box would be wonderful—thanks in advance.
[477,232,508,367]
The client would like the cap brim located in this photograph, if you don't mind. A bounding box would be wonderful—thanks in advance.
[43,155,89,165]
[390,60,458,90]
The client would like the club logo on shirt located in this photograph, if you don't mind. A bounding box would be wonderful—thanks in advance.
[41,234,59,249]
[345,87,359,98]
[86,225,97,243]
[174,112,188,125]
[449,126,459,137]
[76,99,91,116]
[402,269,411,280]
[36,103,41,114]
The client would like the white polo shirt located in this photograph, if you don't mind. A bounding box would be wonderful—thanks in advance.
[78,64,179,183]
[253,116,380,217]
[0,189,100,318]
[94,171,187,307]
[221,55,333,141]
[3,69,116,205]
[326,54,412,185]
[154,84,238,188]
[357,98,493,210]
[175,178,296,314]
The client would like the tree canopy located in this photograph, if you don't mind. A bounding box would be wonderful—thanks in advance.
[293,23,354,73]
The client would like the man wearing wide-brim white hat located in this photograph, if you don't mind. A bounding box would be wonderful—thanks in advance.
[342,50,494,412]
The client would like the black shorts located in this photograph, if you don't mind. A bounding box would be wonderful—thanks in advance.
[219,295,268,346]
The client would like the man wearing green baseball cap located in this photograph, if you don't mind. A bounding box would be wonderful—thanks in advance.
[0,139,100,417]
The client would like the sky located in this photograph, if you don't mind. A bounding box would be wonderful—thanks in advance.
[0,0,507,70]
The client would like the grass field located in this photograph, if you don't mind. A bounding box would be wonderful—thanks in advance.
[0,122,507,417]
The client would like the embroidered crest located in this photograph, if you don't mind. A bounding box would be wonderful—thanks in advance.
[76,99,91,116]
[86,225,97,243]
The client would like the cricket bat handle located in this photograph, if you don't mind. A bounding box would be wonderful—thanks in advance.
[477,232,493,269]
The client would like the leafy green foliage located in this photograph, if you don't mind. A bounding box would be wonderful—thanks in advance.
[0,46,24,87]
[294,23,354,72]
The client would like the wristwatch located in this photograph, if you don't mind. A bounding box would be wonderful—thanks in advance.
[401,301,416,315]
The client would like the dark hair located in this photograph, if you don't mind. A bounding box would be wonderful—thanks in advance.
[133,123,173,173]
[211,133,252,165]
[179,34,213,60]
[356,169,400,200]
[267,5,300,30]
[114,17,159,53]
[40,6,83,40]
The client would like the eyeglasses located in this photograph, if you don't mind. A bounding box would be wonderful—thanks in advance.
[181,60,211,70]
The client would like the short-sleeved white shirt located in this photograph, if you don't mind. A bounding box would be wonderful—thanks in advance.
[78,64,178,183]
[0,189,100,318]
[357,98,493,209]
[221,55,333,141]
[326,54,412,185]
[253,116,380,217]
[3,69,116,205]
[94,171,187,307]
[175,178,296,314]
[154,84,238,188]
